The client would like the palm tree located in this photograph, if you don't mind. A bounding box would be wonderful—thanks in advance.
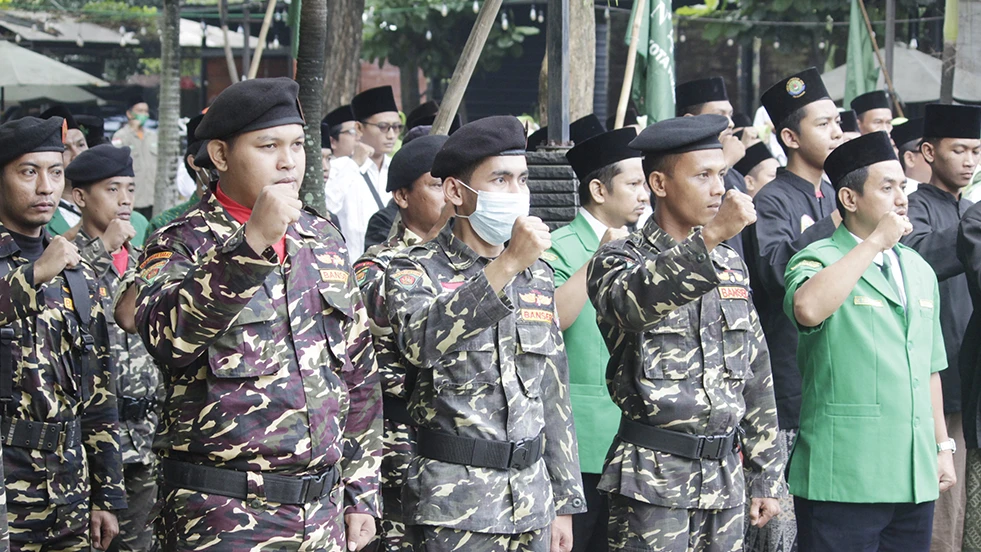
[154,0,182,217]
[296,0,328,214]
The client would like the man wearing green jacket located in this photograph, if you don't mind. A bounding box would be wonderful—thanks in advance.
[544,128,647,551]
[785,131,956,551]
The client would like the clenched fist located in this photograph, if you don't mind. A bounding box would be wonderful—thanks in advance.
[601,226,630,245]
[244,183,303,254]
[101,218,136,253]
[34,235,81,284]
[501,216,551,273]
[702,189,757,250]
[868,211,912,252]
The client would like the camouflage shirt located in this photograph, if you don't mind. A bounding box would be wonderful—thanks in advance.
[385,223,586,534]
[353,220,422,494]
[75,230,160,465]
[135,191,383,516]
[587,218,784,510]
[0,225,127,511]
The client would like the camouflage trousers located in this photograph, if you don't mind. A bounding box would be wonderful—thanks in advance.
[407,525,550,551]
[367,487,408,552]
[744,428,796,552]
[106,462,157,552]
[607,494,743,552]
[158,482,346,551]
[8,500,89,552]
[964,449,981,552]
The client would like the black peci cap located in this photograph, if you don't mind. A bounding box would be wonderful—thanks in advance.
[676,77,729,113]
[566,128,641,182]
[923,104,981,140]
[761,67,831,128]
[734,142,775,176]
[891,117,924,148]
[351,86,399,120]
[850,91,891,116]
[839,110,860,134]
[824,131,898,189]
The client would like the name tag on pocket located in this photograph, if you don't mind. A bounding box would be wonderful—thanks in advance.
[854,296,883,307]
[919,299,934,309]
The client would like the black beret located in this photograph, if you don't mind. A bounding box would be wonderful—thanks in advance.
[323,105,355,128]
[431,115,526,180]
[195,77,305,141]
[194,141,214,170]
[566,128,640,182]
[732,113,753,128]
[185,114,205,159]
[75,114,106,147]
[66,144,134,187]
[351,86,399,120]
[761,67,831,128]
[839,110,859,133]
[676,77,729,111]
[923,104,981,140]
[607,107,640,131]
[387,134,449,193]
[850,91,891,116]
[40,105,78,130]
[0,116,66,169]
[629,114,729,155]
[403,125,432,145]
[406,101,439,130]
[891,117,924,148]
[824,131,898,189]
[734,142,775,176]
[528,114,605,151]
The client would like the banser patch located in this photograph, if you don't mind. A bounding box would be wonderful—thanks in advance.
[393,269,423,290]
[320,268,348,283]
[719,286,749,300]
[521,308,553,324]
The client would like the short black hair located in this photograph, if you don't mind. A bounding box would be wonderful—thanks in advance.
[578,161,623,207]
[641,153,679,180]
[897,139,922,171]
[450,159,483,186]
[836,166,869,218]
[677,103,706,118]
[328,123,345,141]
[775,105,808,153]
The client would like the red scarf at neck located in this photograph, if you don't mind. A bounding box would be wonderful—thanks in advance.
[214,184,286,263]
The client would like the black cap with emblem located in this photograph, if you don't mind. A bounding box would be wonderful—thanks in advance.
[824,131,898,189]
[387,134,449,193]
[629,114,729,155]
[675,77,729,115]
[761,67,830,128]
[850,90,891,116]
[351,86,399,121]
[0,116,66,169]
[66,144,134,187]
[923,103,981,140]
[195,77,305,141]
[566,128,640,182]
[431,115,526,180]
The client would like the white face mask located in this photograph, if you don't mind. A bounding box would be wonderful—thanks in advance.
[456,181,530,245]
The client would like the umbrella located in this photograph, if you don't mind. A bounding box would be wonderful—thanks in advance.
[0,40,108,109]
[2,85,104,106]
[822,42,981,104]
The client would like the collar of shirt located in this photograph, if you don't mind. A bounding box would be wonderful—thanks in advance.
[360,154,391,177]
[59,198,82,216]
[776,167,835,201]
[849,230,906,305]
[579,207,608,242]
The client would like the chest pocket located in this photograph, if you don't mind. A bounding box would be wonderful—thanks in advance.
[319,284,355,375]
[642,308,691,380]
[720,295,753,380]
[515,323,554,398]
[433,328,498,394]
[208,287,281,379]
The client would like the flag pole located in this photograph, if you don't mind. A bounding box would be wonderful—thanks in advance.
[615,0,646,130]
[857,0,904,117]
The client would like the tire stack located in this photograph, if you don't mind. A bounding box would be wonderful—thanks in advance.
[526,150,579,231]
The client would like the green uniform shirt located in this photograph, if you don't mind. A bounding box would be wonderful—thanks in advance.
[47,208,149,249]
[784,224,945,504]
[546,212,621,474]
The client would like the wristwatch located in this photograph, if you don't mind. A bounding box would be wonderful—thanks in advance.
[937,438,956,454]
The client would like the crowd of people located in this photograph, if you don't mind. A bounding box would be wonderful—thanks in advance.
[0,60,979,552]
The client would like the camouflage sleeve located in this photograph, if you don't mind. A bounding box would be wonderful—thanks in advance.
[385,254,513,367]
[339,288,383,517]
[0,264,43,326]
[354,259,387,330]
[83,265,127,510]
[75,234,113,281]
[587,231,720,332]
[135,226,278,370]
[739,301,784,499]
[541,302,586,515]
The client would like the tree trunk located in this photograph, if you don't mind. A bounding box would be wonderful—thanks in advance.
[219,0,240,83]
[323,0,365,111]
[538,0,595,124]
[400,58,421,113]
[154,0,182,217]
[298,0,328,213]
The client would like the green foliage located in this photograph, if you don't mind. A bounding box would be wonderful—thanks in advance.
[78,1,158,33]
[362,0,539,84]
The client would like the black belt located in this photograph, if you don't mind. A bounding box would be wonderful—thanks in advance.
[118,396,154,422]
[2,417,82,452]
[383,396,414,426]
[161,459,339,506]
[617,417,737,461]
[417,428,543,471]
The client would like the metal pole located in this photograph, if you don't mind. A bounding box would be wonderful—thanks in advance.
[885,0,895,88]
[546,0,570,146]
[242,3,252,79]
[200,20,208,110]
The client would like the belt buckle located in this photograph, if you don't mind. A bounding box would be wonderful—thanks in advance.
[303,470,330,502]
[0,327,14,341]
[80,334,95,353]
[700,435,724,460]
[509,439,535,470]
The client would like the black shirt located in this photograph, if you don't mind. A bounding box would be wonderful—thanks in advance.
[9,229,45,262]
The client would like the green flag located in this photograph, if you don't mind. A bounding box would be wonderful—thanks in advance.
[844,0,879,107]
[626,0,675,124]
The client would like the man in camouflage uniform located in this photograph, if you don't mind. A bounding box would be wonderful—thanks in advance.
[587,114,784,552]
[352,134,450,551]
[385,116,586,552]
[135,77,382,551]
[66,144,160,551]
[0,116,126,551]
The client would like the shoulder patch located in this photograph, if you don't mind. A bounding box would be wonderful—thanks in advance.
[392,269,423,290]
[139,251,172,270]
[353,262,373,286]
[790,259,823,271]
[540,251,558,262]
[139,261,166,282]
[718,286,749,300]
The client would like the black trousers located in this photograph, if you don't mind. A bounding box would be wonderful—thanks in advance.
[795,497,935,552]
[572,472,608,552]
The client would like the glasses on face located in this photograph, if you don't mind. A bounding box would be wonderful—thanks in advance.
[362,121,404,135]
[337,129,358,137]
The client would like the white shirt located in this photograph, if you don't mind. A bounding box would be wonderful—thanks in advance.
[850,231,906,308]
[579,207,608,242]
[325,155,392,262]
[904,178,921,197]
